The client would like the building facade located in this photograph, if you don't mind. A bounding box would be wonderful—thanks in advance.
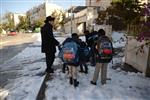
[64,7,87,34]
[2,12,25,28]
[26,2,63,25]
[13,13,25,26]
[139,0,150,4]
[64,0,113,35]
[86,0,112,10]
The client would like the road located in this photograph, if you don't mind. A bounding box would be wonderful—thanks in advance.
[0,33,37,64]
[0,33,38,88]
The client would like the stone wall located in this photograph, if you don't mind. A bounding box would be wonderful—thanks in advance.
[125,37,150,76]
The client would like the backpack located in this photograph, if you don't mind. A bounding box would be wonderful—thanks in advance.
[79,42,89,57]
[97,36,113,63]
[87,34,98,47]
[79,46,90,61]
[61,41,79,66]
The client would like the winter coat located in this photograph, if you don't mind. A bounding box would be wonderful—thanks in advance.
[41,23,59,53]
[95,36,114,63]
[79,41,89,62]
[86,31,98,47]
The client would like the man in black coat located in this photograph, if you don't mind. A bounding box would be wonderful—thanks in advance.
[41,16,59,73]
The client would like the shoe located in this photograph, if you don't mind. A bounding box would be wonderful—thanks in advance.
[69,77,73,85]
[46,68,54,73]
[73,79,79,88]
[49,69,54,73]
[62,64,66,73]
[90,81,96,85]
[79,70,84,73]
[62,69,65,73]
[84,71,88,74]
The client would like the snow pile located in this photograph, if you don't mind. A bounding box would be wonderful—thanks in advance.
[112,32,126,48]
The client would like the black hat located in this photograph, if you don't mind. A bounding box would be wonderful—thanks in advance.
[44,16,55,23]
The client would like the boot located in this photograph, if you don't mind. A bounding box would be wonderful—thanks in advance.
[46,68,54,73]
[84,70,88,74]
[62,63,66,73]
[73,79,79,88]
[79,64,84,73]
[90,81,97,85]
[49,68,54,73]
[84,65,88,74]
[69,77,73,85]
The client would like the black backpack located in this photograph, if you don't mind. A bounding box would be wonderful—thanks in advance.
[97,36,113,63]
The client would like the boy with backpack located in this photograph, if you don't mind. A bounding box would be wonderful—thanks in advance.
[79,40,89,74]
[86,31,98,66]
[91,29,113,85]
[59,33,80,87]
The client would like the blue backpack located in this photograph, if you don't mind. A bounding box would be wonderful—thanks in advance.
[61,41,79,66]
[80,47,90,58]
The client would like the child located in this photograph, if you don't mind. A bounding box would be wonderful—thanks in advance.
[60,33,80,87]
[79,40,89,74]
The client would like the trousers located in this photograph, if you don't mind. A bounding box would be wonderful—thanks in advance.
[92,63,108,84]
[45,52,55,72]
[68,66,77,79]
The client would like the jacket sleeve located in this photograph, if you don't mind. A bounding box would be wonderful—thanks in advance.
[46,26,59,46]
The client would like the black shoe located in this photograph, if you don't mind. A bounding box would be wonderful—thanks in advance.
[62,69,65,73]
[79,70,84,73]
[84,70,88,74]
[73,79,79,88]
[46,68,54,73]
[49,69,54,73]
[62,64,66,73]
[69,77,73,85]
[90,81,96,85]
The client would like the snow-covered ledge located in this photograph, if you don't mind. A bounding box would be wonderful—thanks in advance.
[125,36,150,77]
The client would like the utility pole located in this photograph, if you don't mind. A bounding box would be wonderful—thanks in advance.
[70,7,75,34]
[71,0,73,34]
[45,0,48,3]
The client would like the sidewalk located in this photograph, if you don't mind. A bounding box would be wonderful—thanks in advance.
[0,33,65,100]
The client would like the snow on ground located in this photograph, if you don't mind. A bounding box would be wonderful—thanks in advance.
[1,32,150,100]
[45,63,150,100]
[112,31,126,48]
[2,35,46,99]
[0,33,42,99]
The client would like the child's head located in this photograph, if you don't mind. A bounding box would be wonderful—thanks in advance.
[72,33,79,39]
[98,29,105,37]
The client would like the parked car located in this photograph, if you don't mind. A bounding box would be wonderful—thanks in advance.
[53,32,63,37]
[7,31,17,36]
[25,30,32,33]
